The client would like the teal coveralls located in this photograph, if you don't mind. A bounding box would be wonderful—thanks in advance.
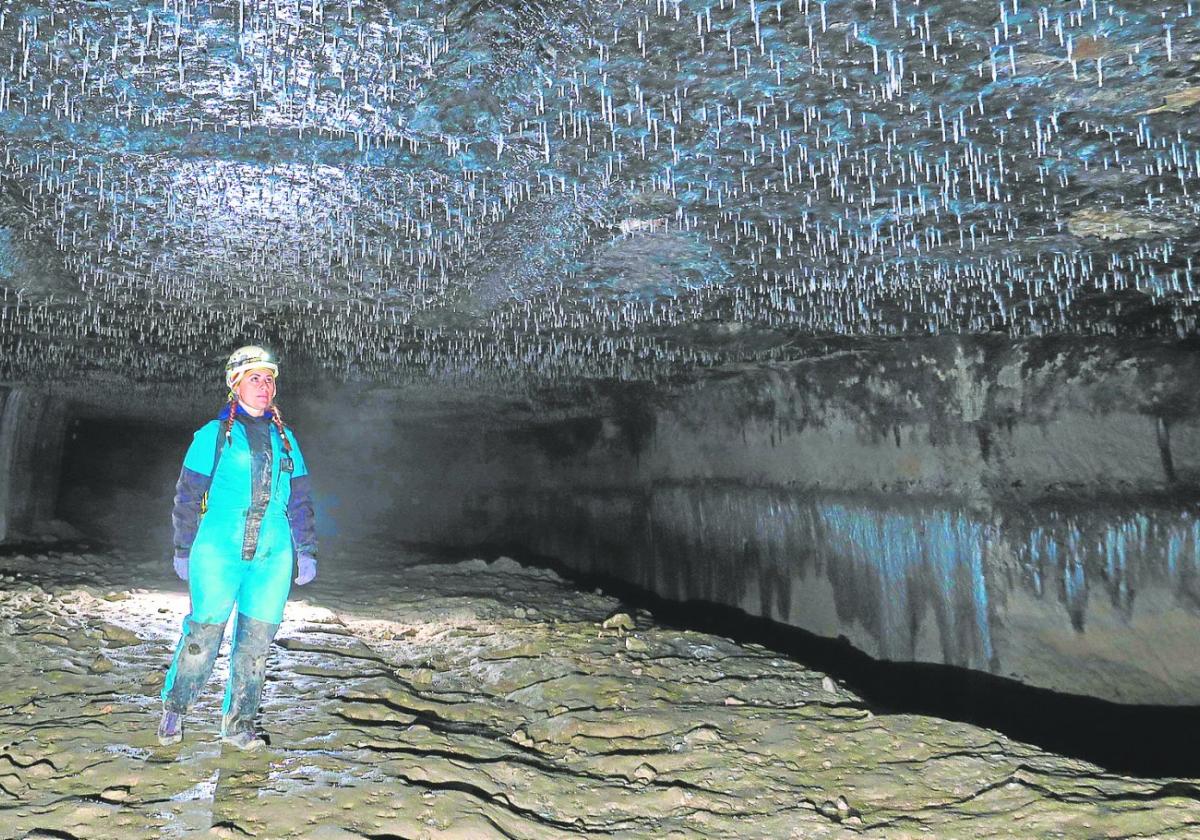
[161,409,311,737]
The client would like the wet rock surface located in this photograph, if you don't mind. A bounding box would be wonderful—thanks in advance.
[2,545,1198,838]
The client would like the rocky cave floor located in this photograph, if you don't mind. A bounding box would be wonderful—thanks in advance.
[1,544,1199,839]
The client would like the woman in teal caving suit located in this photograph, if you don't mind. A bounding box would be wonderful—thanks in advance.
[156,345,318,751]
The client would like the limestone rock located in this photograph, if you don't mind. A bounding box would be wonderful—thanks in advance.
[2,543,1198,839]
[97,622,143,647]
[601,613,635,632]
[632,762,658,782]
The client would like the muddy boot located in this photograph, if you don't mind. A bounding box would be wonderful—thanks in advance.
[157,709,184,746]
[220,613,279,750]
[221,730,267,752]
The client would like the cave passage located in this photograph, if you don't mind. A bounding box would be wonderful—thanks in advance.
[49,410,1200,780]
[2,0,1200,833]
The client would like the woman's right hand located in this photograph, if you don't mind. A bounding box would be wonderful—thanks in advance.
[173,550,190,581]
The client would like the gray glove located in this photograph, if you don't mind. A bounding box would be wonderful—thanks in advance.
[295,553,317,585]
[173,549,189,581]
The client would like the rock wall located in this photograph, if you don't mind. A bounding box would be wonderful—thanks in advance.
[40,337,1200,704]
[0,387,70,542]
[55,385,512,552]
[462,337,1200,705]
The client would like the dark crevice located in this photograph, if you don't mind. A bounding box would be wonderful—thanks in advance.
[0,754,61,772]
[275,637,390,666]
[330,707,499,743]
[331,694,507,740]
[1058,779,1200,805]
[290,665,390,680]
[330,706,736,805]
[294,623,354,636]
[349,740,680,788]
[477,653,564,662]
[343,723,733,799]
[387,774,591,835]
[587,746,672,758]
[349,667,519,713]
[0,690,120,713]
[351,741,561,770]
[875,740,1009,766]
[862,767,1200,831]
[12,718,109,734]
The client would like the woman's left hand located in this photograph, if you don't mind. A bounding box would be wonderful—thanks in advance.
[173,550,190,581]
[295,554,318,585]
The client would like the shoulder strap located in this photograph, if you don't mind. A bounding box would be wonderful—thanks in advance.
[211,423,228,476]
[200,421,229,516]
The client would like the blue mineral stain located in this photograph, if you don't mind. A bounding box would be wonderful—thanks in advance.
[818,503,993,665]
[1063,555,1087,631]
[1167,528,1184,577]
[1013,507,1200,624]
[523,481,1200,678]
[1104,525,1127,583]
[966,519,995,663]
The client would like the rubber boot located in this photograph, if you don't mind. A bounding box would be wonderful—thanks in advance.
[157,709,184,746]
[220,613,279,750]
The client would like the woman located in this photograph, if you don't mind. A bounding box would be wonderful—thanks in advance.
[157,345,318,751]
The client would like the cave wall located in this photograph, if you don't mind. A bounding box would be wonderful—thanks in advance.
[32,336,1200,704]
[0,387,70,542]
[54,385,511,553]
[458,337,1200,705]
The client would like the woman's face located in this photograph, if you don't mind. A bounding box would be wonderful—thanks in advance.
[235,369,277,415]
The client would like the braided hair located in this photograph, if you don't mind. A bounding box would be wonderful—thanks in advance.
[268,401,293,454]
[221,392,238,444]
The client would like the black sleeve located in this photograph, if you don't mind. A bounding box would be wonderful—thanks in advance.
[287,474,318,557]
[172,467,212,553]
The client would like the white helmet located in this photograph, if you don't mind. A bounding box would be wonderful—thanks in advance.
[225,345,279,391]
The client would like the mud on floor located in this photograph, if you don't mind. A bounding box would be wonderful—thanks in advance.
[1,547,1198,839]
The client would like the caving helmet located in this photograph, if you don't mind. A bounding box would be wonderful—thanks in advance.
[225,345,279,391]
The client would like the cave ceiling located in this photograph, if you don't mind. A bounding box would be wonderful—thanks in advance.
[0,0,1197,388]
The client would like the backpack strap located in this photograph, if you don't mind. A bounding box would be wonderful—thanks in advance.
[200,424,229,516]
